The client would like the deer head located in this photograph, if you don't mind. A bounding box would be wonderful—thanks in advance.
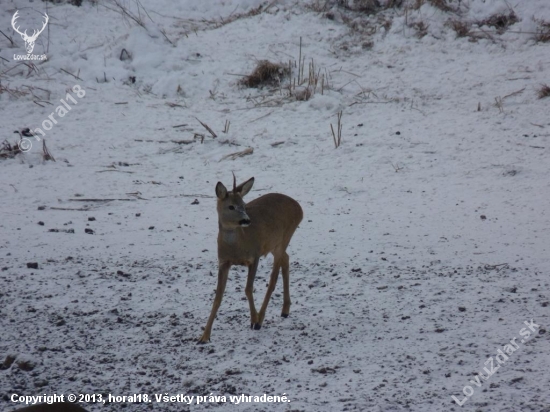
[12,11,49,54]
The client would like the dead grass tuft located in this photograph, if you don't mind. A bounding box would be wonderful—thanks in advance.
[240,61,289,88]
[410,20,429,38]
[479,12,518,34]
[538,84,550,99]
[339,0,382,15]
[447,19,471,37]
[0,139,22,159]
[427,0,455,13]
[42,140,56,162]
[0,84,29,99]
[533,19,550,43]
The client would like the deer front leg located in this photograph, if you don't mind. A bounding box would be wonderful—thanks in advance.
[245,257,260,330]
[198,262,231,344]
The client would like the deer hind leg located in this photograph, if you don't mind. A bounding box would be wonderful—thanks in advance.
[198,262,231,344]
[245,257,260,330]
[280,251,291,317]
[256,254,282,329]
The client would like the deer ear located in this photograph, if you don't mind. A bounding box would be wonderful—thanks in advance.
[215,182,227,199]
[235,177,254,197]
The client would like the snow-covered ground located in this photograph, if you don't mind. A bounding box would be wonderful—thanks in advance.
[1,0,549,411]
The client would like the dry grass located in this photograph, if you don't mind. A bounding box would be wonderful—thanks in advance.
[538,84,550,99]
[288,56,331,102]
[240,61,289,88]
[0,84,29,99]
[240,40,331,107]
[331,111,343,148]
[410,20,429,38]
[447,19,471,38]
[42,139,56,162]
[216,3,269,27]
[533,19,550,43]
[219,147,253,162]
[338,0,382,14]
[0,139,22,159]
[427,0,455,13]
[478,12,518,34]
[448,12,517,41]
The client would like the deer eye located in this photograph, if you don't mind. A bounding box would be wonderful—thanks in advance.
[228,205,235,210]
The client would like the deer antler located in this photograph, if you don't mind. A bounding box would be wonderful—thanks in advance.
[11,11,27,38]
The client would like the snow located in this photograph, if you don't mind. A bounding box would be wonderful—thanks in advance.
[1,0,549,411]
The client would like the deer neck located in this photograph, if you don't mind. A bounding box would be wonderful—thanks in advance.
[218,223,243,245]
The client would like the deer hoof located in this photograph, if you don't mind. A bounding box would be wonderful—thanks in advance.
[281,313,289,318]
[253,323,262,330]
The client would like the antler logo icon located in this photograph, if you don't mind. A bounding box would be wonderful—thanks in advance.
[11,11,49,54]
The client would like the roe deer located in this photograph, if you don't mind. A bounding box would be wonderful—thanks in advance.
[198,176,303,343]
[10,403,89,412]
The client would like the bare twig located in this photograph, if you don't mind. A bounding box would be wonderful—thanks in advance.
[196,117,217,138]
[298,37,302,84]
[68,198,137,202]
[165,102,186,108]
[0,29,15,46]
[42,140,55,162]
[96,170,135,174]
[484,263,508,270]
[219,147,253,161]
[250,111,273,123]
[49,207,92,211]
[502,87,525,100]
[60,68,83,81]
[330,111,343,148]
[120,49,131,61]
[391,162,403,172]
[106,0,146,28]
[159,28,175,46]
[494,96,504,113]
[171,139,195,145]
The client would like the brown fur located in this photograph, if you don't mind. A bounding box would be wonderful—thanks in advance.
[198,178,303,343]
